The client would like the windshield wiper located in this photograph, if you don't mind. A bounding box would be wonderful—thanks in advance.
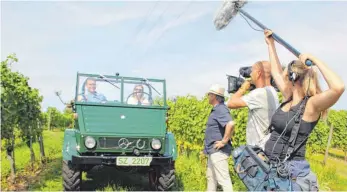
[99,74,120,89]
[143,78,161,96]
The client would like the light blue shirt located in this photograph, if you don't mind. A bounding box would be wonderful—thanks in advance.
[80,91,107,102]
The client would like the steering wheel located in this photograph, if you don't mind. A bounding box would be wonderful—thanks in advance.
[125,92,153,105]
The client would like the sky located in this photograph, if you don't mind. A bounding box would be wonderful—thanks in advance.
[1,0,347,111]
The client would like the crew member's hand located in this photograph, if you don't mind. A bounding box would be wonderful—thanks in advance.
[214,140,226,150]
[240,80,251,91]
[299,53,316,67]
[264,29,274,45]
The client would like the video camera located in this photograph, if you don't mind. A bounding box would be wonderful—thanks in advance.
[227,66,279,93]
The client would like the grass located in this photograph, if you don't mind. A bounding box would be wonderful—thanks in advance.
[1,130,347,191]
[307,149,347,191]
[328,148,347,161]
[1,129,64,190]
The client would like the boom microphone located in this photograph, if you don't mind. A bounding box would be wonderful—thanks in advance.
[213,0,313,66]
[213,0,247,31]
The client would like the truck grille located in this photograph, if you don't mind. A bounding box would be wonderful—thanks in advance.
[98,137,150,150]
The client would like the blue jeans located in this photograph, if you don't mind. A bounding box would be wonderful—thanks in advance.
[288,160,319,191]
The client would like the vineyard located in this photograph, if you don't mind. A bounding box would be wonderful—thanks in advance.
[1,54,347,191]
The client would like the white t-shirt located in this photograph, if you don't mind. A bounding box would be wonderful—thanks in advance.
[241,86,280,150]
[127,97,150,105]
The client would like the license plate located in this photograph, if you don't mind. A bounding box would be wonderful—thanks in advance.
[116,156,153,166]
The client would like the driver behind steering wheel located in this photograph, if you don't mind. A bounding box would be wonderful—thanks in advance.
[127,84,150,105]
[77,77,107,102]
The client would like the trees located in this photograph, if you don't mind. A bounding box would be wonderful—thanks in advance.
[43,107,74,130]
[329,110,347,161]
[1,53,44,181]
[167,95,212,153]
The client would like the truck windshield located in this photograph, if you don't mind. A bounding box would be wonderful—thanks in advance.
[76,75,165,106]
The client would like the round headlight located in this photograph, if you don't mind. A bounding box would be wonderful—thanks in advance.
[84,136,96,149]
[151,139,162,150]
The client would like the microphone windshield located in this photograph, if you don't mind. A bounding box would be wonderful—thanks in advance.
[213,0,248,30]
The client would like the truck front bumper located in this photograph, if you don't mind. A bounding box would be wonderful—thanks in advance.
[71,155,173,166]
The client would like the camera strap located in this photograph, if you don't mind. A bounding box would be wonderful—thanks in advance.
[283,96,310,162]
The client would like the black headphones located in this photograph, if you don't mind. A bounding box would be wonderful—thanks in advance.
[287,60,299,84]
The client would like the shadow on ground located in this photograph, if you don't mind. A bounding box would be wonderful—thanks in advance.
[29,158,184,191]
[28,157,63,191]
[82,166,150,191]
[83,166,185,191]
[328,152,347,161]
[170,171,184,191]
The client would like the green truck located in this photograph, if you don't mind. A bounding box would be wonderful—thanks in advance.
[62,73,177,191]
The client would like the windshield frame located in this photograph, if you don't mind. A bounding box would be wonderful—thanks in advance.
[74,73,167,108]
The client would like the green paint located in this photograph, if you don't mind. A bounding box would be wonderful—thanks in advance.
[165,132,178,161]
[78,105,166,136]
[62,129,80,161]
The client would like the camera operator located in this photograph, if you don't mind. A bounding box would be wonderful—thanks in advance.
[227,61,279,150]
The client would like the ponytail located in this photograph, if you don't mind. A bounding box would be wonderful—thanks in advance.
[300,66,328,119]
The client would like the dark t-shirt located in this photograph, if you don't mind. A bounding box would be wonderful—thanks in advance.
[264,99,319,162]
[203,103,233,155]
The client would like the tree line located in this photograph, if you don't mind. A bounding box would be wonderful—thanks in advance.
[1,54,74,183]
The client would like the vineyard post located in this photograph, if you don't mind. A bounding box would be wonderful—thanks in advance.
[6,133,16,183]
[324,123,334,166]
[38,121,46,162]
[47,109,51,131]
[29,125,36,164]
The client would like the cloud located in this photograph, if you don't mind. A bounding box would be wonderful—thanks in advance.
[134,1,217,49]
[56,2,154,27]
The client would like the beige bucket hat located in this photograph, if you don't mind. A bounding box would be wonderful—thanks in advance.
[208,84,225,97]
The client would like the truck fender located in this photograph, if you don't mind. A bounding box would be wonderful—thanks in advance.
[164,132,178,161]
[62,129,80,161]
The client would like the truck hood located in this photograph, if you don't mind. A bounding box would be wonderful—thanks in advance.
[77,104,167,137]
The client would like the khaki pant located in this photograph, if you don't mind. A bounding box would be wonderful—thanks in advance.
[206,151,233,191]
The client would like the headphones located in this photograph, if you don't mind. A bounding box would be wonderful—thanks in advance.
[287,60,299,85]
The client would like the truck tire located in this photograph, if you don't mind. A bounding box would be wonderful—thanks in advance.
[149,164,175,191]
[62,160,81,191]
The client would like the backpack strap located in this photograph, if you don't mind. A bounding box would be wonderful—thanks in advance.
[283,96,310,162]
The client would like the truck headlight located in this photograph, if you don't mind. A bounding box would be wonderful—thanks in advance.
[151,139,161,150]
[84,136,96,149]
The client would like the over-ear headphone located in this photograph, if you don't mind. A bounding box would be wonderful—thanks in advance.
[287,60,299,84]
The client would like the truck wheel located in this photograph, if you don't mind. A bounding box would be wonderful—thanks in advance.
[149,164,175,191]
[62,160,81,191]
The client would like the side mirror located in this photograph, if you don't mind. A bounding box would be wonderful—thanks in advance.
[54,90,62,97]
[54,90,68,105]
